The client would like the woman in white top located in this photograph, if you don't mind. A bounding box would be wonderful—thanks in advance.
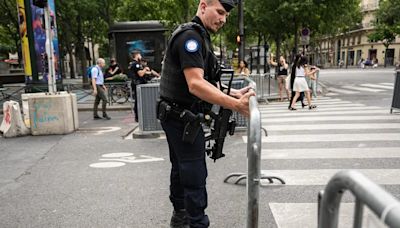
[289,56,318,110]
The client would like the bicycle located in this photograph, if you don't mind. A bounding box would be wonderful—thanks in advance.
[108,82,131,104]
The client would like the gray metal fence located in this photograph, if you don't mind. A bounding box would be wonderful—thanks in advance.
[318,170,400,228]
[249,73,272,101]
[246,80,261,228]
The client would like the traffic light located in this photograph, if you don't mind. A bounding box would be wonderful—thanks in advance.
[33,0,48,8]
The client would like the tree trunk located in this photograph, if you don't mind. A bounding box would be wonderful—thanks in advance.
[67,46,75,79]
[384,43,389,68]
[77,15,87,83]
[293,18,299,58]
[275,37,281,77]
[263,35,269,73]
[275,37,281,64]
[256,32,261,74]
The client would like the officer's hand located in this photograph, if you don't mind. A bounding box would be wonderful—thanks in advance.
[236,90,256,117]
[239,86,253,95]
[230,86,251,99]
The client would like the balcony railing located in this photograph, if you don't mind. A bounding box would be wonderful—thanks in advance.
[361,1,379,12]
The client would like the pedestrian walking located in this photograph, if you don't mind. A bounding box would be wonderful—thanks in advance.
[157,1,254,227]
[270,56,290,101]
[288,54,305,109]
[91,58,111,120]
[289,56,318,110]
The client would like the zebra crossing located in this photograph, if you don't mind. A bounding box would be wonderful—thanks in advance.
[248,96,400,227]
[327,82,394,96]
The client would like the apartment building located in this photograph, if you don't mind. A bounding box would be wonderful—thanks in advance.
[314,0,400,68]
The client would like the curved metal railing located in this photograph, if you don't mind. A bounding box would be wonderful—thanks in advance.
[318,170,400,228]
[246,78,261,228]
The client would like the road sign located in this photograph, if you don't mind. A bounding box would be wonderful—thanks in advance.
[301,28,310,45]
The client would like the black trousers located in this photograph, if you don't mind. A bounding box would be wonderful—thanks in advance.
[161,118,210,228]
[93,85,108,115]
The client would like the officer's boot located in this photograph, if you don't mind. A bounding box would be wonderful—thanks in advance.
[170,209,189,228]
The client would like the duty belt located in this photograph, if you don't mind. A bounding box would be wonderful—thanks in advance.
[157,99,208,144]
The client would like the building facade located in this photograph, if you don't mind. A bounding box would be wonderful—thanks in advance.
[314,0,400,68]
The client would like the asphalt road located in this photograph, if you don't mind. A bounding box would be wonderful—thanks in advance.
[0,68,399,227]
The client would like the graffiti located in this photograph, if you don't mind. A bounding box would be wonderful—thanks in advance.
[4,105,11,125]
[32,101,59,128]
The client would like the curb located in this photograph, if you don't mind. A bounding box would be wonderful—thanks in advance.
[77,105,132,112]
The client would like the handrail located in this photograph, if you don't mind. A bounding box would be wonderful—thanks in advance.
[318,170,400,228]
[246,77,261,228]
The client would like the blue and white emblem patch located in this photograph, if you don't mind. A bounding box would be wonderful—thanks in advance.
[185,39,199,53]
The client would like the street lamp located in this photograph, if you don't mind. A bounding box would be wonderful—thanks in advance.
[237,0,244,62]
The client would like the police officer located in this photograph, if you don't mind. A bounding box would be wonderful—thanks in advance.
[129,50,150,122]
[158,1,255,227]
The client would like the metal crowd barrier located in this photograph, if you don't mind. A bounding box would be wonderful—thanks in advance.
[249,73,272,102]
[222,78,285,228]
[246,80,261,228]
[318,170,400,228]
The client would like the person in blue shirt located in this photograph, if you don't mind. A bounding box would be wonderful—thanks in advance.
[91,58,111,120]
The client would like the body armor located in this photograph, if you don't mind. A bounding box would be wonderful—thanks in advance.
[159,22,219,110]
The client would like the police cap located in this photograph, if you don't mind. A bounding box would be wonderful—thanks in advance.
[219,0,236,12]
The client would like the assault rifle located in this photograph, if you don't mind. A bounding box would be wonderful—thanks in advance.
[205,69,236,162]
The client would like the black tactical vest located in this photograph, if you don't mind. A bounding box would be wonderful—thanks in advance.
[159,22,219,109]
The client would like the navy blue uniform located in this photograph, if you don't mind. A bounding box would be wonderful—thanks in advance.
[129,60,144,121]
[159,2,236,227]
[160,16,212,228]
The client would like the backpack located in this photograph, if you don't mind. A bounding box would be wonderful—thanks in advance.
[86,65,99,79]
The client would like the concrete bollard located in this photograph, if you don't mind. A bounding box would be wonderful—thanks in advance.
[0,101,30,137]
[28,93,78,135]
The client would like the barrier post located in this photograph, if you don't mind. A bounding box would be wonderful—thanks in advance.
[246,87,261,228]
[318,170,400,228]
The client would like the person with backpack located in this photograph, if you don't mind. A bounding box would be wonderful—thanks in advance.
[91,58,111,120]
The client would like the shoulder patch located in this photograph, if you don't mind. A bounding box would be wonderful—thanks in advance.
[185,39,199,53]
[136,64,140,68]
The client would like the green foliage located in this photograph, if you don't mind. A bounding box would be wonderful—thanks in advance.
[0,0,365,69]
[368,0,400,47]
[241,0,361,56]
[0,0,19,54]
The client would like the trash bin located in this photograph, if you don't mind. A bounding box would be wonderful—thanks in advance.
[137,83,162,133]
[391,70,400,114]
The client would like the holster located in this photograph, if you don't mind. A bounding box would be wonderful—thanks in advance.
[156,100,171,122]
[157,99,203,144]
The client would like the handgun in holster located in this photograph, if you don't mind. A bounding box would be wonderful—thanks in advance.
[181,110,204,144]
[156,100,171,122]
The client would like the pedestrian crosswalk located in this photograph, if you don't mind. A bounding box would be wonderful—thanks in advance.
[250,96,400,227]
[327,82,394,96]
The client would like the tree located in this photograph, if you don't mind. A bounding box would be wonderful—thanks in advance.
[0,1,20,63]
[368,0,400,67]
